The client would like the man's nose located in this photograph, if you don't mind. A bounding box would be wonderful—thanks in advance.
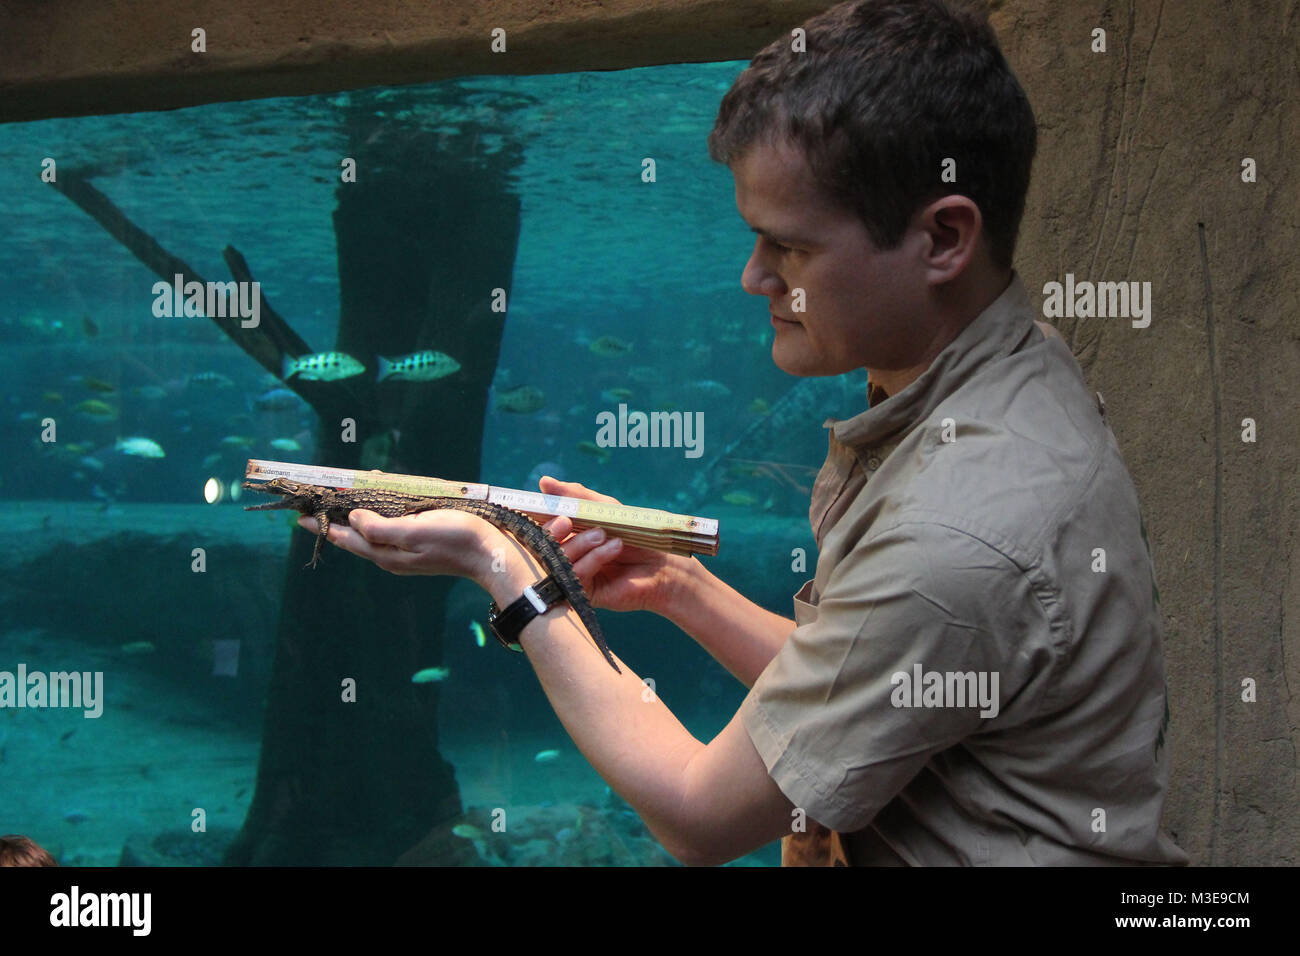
[741,243,785,298]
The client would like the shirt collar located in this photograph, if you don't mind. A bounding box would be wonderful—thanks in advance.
[828,271,1038,451]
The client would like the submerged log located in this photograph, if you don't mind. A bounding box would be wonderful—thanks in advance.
[224,87,525,865]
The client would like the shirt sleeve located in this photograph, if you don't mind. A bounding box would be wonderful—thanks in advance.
[741,518,1055,832]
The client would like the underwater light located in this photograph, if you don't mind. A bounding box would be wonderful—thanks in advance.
[203,477,223,503]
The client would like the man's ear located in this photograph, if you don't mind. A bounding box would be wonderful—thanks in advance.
[919,195,982,280]
[927,196,981,253]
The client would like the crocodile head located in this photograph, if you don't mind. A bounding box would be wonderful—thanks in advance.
[242,477,319,511]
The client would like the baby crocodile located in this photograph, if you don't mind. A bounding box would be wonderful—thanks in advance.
[243,477,620,673]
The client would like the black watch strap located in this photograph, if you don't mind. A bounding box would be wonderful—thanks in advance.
[488,575,567,653]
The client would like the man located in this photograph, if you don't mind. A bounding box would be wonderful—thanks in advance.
[315,0,1187,865]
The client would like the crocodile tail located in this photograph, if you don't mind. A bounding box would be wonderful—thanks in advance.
[466,500,621,674]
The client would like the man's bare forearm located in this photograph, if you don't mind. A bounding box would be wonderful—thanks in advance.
[657,558,795,688]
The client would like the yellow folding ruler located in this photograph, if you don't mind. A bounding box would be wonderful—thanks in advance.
[243,459,719,557]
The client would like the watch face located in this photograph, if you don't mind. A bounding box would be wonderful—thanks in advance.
[488,618,519,651]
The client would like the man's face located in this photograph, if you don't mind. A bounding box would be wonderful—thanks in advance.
[730,139,929,377]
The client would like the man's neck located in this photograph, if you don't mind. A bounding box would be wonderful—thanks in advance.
[866,268,1013,400]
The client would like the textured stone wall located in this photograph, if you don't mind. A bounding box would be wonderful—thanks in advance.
[3,0,1296,864]
[992,0,1299,866]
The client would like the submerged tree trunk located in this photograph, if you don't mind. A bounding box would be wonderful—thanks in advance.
[226,89,525,865]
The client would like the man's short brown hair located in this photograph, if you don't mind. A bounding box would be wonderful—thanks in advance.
[0,835,58,866]
[708,0,1037,271]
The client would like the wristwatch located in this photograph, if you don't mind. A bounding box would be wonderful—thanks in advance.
[488,575,568,653]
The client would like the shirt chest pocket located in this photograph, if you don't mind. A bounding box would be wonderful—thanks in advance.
[792,578,819,626]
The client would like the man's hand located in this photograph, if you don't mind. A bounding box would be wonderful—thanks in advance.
[537,476,696,616]
[297,508,508,584]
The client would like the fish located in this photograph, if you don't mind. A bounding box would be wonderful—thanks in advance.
[748,398,770,414]
[131,385,168,401]
[534,749,561,764]
[188,371,236,388]
[74,399,117,420]
[601,387,634,402]
[589,335,633,357]
[376,350,460,383]
[42,391,63,404]
[452,823,484,840]
[253,387,303,412]
[270,437,302,452]
[690,379,732,397]
[221,435,255,448]
[20,315,66,337]
[495,384,546,414]
[576,441,611,463]
[722,491,760,507]
[120,641,156,655]
[469,621,487,648]
[281,352,365,382]
[114,437,165,458]
[78,456,104,472]
[411,666,450,683]
[201,452,223,470]
[81,376,116,394]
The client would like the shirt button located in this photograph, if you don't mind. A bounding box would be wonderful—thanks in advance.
[866,457,882,471]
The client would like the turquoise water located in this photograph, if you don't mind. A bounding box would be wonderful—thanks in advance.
[0,64,871,866]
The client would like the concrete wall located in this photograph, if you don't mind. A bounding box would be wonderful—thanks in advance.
[3,0,1296,864]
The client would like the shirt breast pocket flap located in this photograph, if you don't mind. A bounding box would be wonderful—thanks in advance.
[792,578,819,626]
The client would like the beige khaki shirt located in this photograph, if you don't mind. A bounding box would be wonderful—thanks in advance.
[741,272,1188,865]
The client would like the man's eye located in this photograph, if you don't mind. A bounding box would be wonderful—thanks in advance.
[770,240,794,254]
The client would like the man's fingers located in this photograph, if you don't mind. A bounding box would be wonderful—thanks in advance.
[343,508,414,547]
[538,475,621,506]
[544,515,575,540]
[570,537,623,579]
[560,527,621,564]
[297,514,423,572]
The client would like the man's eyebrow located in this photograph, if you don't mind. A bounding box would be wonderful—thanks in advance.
[749,225,807,246]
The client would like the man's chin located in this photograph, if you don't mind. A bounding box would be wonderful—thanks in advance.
[772,344,846,378]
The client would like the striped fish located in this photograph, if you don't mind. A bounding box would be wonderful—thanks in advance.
[282,351,366,382]
[376,350,461,383]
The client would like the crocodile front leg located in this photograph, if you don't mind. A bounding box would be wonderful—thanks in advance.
[308,511,331,568]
